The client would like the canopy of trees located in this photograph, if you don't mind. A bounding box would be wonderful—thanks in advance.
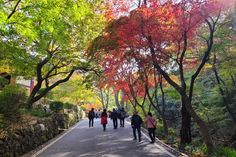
[89,0,236,154]
[0,0,105,108]
[1,0,236,156]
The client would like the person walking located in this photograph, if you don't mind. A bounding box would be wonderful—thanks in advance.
[131,111,143,142]
[111,108,118,129]
[88,108,95,127]
[101,109,108,131]
[145,112,157,143]
[120,107,126,127]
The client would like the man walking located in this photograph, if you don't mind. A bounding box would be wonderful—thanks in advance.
[88,108,95,127]
[111,108,118,129]
[131,111,143,142]
[120,107,126,127]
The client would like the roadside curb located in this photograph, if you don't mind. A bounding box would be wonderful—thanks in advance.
[141,128,188,157]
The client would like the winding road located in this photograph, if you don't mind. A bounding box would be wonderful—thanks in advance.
[33,119,176,157]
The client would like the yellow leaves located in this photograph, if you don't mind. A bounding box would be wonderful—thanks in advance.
[0,64,11,74]
[203,63,213,71]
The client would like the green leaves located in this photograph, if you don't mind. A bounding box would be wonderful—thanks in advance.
[0,0,105,77]
[48,75,99,105]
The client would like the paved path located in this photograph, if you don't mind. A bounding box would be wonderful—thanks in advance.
[34,119,175,157]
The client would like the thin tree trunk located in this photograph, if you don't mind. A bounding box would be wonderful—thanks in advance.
[159,76,169,136]
[180,97,192,145]
[120,91,125,108]
[105,89,110,109]
[100,89,105,109]
[114,90,121,108]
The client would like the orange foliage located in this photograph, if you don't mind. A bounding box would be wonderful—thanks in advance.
[83,104,101,112]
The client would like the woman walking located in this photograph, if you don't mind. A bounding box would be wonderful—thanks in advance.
[145,112,157,143]
[101,109,108,131]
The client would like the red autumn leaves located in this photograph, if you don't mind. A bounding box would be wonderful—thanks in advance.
[92,0,233,100]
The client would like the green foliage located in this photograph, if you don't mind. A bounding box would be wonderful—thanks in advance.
[49,75,101,105]
[64,102,74,110]
[49,101,64,112]
[0,0,105,107]
[49,101,75,112]
[0,0,105,77]
[0,77,8,87]
[211,147,236,157]
[21,108,51,118]
[155,123,166,138]
[184,143,208,156]
[164,87,181,101]
[80,106,86,111]
[0,85,27,123]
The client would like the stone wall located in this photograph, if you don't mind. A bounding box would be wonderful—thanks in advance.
[0,112,82,157]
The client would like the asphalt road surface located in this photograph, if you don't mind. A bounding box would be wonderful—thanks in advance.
[33,119,176,157]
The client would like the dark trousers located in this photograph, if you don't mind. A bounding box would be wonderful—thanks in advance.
[133,126,141,141]
[113,118,118,129]
[120,118,125,127]
[148,128,156,142]
[89,118,94,127]
[103,124,106,131]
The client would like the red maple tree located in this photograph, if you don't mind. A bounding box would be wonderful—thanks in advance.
[89,0,234,152]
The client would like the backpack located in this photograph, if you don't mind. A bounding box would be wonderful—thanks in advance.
[88,111,94,118]
[120,111,126,118]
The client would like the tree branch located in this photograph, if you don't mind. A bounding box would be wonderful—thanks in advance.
[8,0,21,19]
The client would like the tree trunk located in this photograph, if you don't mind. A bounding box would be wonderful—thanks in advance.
[27,80,43,108]
[180,97,192,145]
[99,89,105,109]
[182,95,214,153]
[159,77,169,136]
[120,91,125,108]
[105,89,110,109]
[162,115,169,136]
[114,90,121,109]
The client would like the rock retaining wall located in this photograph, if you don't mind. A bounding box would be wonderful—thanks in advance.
[0,112,81,157]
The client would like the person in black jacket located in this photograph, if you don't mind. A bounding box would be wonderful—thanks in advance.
[88,108,95,127]
[111,108,118,129]
[131,111,143,142]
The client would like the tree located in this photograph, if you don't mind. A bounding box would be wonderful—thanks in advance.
[0,0,105,108]
[89,0,233,152]
[97,88,110,109]
[210,11,236,125]
[48,74,100,105]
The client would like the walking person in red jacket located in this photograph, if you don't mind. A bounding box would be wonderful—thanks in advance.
[145,112,157,143]
[101,109,108,131]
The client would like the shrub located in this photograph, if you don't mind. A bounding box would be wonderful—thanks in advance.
[0,77,8,88]
[21,108,51,118]
[212,147,236,157]
[80,106,86,111]
[49,101,64,112]
[0,85,27,123]
[63,102,74,109]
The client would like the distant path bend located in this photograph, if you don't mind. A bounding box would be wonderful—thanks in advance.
[33,119,176,157]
